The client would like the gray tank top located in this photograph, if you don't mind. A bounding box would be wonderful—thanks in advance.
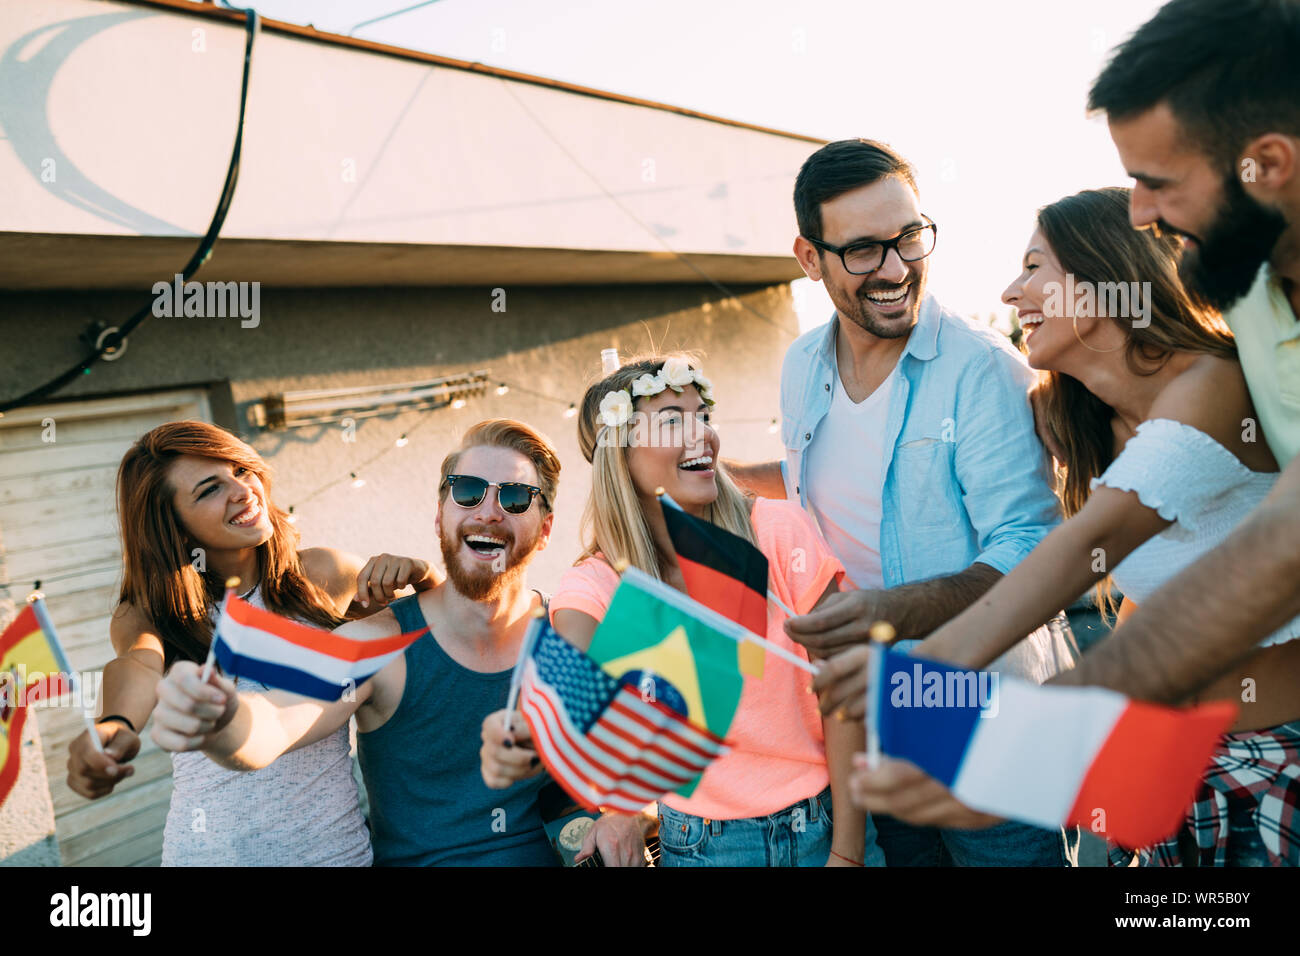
[357,592,556,866]
[161,586,373,866]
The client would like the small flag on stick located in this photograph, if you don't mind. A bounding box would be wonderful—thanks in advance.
[869,644,1237,848]
[1,595,81,807]
[520,614,730,812]
[657,491,772,677]
[208,589,427,700]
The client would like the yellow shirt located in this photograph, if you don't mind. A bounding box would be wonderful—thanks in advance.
[1224,265,1300,466]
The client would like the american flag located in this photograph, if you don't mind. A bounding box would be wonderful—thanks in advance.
[519,620,729,813]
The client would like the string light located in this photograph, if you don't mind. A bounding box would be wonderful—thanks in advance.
[768,418,779,434]
[280,376,576,522]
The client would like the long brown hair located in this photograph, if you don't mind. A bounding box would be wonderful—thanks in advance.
[116,421,343,666]
[575,355,756,579]
[1030,187,1236,613]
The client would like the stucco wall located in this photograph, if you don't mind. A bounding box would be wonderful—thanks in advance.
[0,282,798,593]
[2,0,817,256]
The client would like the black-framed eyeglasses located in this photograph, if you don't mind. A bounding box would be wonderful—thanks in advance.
[442,475,547,514]
[806,217,938,275]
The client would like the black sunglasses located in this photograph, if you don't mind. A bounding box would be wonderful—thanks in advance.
[443,474,547,515]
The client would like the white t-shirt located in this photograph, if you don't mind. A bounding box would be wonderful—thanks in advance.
[804,359,896,590]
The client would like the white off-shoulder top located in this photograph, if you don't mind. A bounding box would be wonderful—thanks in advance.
[1091,417,1299,647]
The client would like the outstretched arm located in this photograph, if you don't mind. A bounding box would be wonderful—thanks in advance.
[721,459,788,500]
[917,485,1169,669]
[150,608,397,770]
[1053,455,1300,702]
[66,607,165,799]
[151,660,370,771]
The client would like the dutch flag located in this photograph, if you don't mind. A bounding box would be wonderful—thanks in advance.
[211,592,427,700]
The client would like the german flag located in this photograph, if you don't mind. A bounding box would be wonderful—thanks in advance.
[658,493,769,677]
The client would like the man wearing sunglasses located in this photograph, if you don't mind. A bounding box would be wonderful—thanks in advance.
[151,419,650,866]
[726,138,1077,866]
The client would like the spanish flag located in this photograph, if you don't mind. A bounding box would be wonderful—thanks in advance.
[1,600,73,807]
[588,567,746,798]
[658,493,769,677]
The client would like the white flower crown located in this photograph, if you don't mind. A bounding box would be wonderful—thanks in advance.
[598,357,715,429]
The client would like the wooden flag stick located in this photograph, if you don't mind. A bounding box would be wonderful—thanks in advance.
[743,628,819,675]
[28,591,104,755]
[766,588,796,619]
[865,621,895,769]
[200,577,240,684]
[503,605,547,737]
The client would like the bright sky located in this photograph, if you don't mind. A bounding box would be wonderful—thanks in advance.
[249,0,1166,332]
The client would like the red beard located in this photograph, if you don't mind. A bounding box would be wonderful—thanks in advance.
[439,525,539,601]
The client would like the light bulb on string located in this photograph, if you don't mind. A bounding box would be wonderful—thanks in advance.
[495,383,509,396]
[395,434,409,448]
[350,472,366,489]
[564,404,577,419]
[767,418,779,434]
[452,398,467,410]
[286,506,298,525]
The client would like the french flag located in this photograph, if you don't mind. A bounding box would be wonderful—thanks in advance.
[869,644,1238,849]
[212,593,427,700]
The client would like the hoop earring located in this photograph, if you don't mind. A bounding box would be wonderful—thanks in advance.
[1071,314,1124,354]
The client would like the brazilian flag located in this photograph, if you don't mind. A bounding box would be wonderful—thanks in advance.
[589,567,746,797]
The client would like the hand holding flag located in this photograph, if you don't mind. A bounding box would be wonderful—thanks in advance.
[2,591,90,808]
[151,660,240,754]
[857,644,1237,848]
[519,575,740,811]
[203,578,427,700]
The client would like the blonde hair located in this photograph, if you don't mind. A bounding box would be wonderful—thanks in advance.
[439,418,561,512]
[575,355,755,579]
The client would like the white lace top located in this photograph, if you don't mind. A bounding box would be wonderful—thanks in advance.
[1092,418,1300,648]
[161,586,373,866]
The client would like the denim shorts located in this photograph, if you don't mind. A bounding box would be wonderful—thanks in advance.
[872,814,1079,866]
[657,788,888,867]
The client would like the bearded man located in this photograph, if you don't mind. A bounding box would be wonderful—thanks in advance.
[151,419,649,866]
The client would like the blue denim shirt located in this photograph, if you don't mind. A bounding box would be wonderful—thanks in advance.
[779,294,1061,590]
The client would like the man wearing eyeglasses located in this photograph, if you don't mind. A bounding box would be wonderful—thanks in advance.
[727,138,1077,866]
[150,419,651,866]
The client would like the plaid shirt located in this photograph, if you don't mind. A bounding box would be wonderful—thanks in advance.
[1109,719,1300,867]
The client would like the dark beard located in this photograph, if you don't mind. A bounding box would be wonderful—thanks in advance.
[438,526,537,602]
[840,269,926,339]
[1179,171,1287,312]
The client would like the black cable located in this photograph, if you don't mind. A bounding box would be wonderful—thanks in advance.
[347,0,447,36]
[0,5,260,415]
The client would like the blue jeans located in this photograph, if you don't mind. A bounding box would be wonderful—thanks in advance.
[872,815,1079,866]
[1224,807,1271,867]
[657,788,887,867]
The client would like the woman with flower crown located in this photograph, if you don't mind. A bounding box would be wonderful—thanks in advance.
[482,354,886,866]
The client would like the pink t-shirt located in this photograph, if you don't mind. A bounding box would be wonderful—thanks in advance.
[550,497,845,820]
